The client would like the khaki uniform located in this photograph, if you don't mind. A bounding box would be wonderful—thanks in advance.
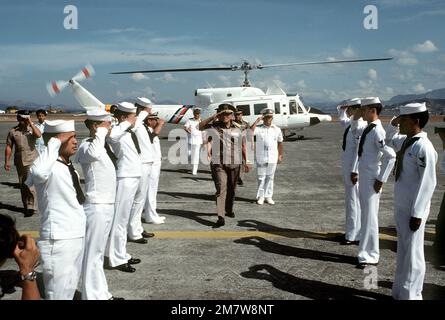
[6,126,39,212]
[204,121,243,217]
[234,119,250,181]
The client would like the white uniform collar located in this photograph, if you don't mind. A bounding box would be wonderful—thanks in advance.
[370,119,381,126]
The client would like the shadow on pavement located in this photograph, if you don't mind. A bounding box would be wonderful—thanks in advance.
[0,202,25,214]
[158,209,216,227]
[0,182,20,190]
[158,191,253,203]
[240,264,390,300]
[234,236,357,265]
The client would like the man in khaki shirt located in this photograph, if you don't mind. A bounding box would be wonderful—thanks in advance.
[4,110,41,217]
[199,104,250,227]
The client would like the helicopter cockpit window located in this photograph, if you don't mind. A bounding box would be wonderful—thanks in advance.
[274,102,280,114]
[236,104,250,116]
[290,100,298,114]
[298,104,304,114]
[254,103,268,115]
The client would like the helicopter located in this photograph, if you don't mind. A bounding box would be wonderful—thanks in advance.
[110,57,392,138]
[47,57,392,138]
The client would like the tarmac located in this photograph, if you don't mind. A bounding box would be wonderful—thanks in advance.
[1,119,445,300]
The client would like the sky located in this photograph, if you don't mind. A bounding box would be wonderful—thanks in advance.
[0,0,444,107]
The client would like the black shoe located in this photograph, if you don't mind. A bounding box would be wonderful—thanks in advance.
[109,296,125,300]
[24,210,37,218]
[128,238,147,244]
[141,231,155,238]
[114,263,136,273]
[226,212,235,218]
[237,178,243,186]
[128,258,141,265]
[214,216,225,227]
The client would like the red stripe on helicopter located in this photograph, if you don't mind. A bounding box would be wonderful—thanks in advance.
[82,68,90,78]
[169,106,190,124]
[51,82,60,94]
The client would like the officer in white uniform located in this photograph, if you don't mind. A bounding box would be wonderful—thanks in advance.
[337,98,364,245]
[26,120,86,300]
[143,113,166,224]
[351,97,396,268]
[250,108,284,205]
[35,109,47,153]
[75,110,123,300]
[386,102,437,300]
[184,108,203,175]
[106,102,148,272]
[128,98,165,238]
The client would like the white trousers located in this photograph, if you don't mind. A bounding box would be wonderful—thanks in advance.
[128,163,152,239]
[357,176,380,264]
[190,144,201,174]
[144,162,162,222]
[342,164,361,242]
[256,162,277,199]
[38,237,84,300]
[392,207,427,300]
[81,203,114,300]
[107,177,139,267]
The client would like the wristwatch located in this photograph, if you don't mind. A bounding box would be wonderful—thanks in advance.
[20,271,37,281]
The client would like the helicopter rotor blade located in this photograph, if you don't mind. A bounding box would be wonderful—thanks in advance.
[258,57,393,69]
[72,64,95,82]
[111,66,234,75]
[46,80,69,97]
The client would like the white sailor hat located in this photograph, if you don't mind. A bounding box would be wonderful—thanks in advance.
[86,109,112,122]
[44,120,75,133]
[346,98,361,107]
[261,108,274,116]
[117,101,137,113]
[398,102,427,116]
[135,97,152,107]
[361,97,381,107]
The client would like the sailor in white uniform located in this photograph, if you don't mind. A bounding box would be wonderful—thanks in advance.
[75,110,123,300]
[386,102,437,300]
[128,97,165,238]
[184,108,203,175]
[26,120,86,300]
[143,113,166,224]
[106,102,148,272]
[351,97,396,268]
[250,108,284,205]
[337,98,364,245]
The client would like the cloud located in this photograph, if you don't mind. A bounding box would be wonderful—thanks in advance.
[217,75,233,87]
[161,73,177,83]
[342,45,357,58]
[116,90,124,98]
[296,80,307,89]
[131,73,149,81]
[368,69,378,80]
[412,40,438,53]
[94,28,142,35]
[388,49,418,66]
[413,83,426,93]
[358,79,372,89]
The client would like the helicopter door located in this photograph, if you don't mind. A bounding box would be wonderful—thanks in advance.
[277,102,289,128]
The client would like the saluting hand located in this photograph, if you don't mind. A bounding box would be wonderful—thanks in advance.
[409,217,422,232]
[56,132,75,144]
[373,180,383,193]
[351,173,358,185]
